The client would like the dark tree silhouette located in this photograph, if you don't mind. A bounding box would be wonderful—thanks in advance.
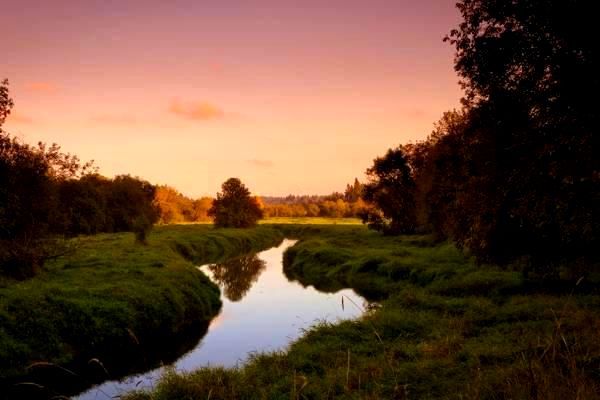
[208,178,263,228]
[206,254,266,301]
[0,79,13,126]
[436,0,598,272]
[360,147,416,235]
[1,81,81,277]
[1,80,161,276]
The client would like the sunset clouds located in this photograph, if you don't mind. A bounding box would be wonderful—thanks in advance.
[169,100,225,121]
[25,82,59,93]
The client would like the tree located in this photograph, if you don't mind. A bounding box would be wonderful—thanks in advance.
[191,197,214,222]
[208,178,263,228]
[360,147,416,235]
[441,0,599,271]
[344,178,363,202]
[0,79,13,127]
[107,175,159,243]
[1,80,86,276]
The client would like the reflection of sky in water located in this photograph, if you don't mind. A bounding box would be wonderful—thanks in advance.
[78,239,366,399]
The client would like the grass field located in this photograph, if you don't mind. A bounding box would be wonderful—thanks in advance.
[125,225,600,400]
[0,225,283,398]
[261,217,362,225]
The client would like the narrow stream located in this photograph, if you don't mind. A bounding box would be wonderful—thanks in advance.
[77,239,367,399]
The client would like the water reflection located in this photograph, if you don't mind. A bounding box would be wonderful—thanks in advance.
[207,254,266,301]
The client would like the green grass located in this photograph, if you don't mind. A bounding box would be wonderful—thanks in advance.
[125,225,600,400]
[0,225,283,396]
[261,217,362,225]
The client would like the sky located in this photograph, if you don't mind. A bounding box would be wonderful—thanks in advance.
[1,0,463,197]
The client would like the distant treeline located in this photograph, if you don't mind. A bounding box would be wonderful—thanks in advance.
[261,179,366,218]
[153,179,367,223]
[154,186,213,224]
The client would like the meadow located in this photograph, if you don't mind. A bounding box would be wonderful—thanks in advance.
[261,217,362,225]
[125,224,600,400]
[0,225,283,398]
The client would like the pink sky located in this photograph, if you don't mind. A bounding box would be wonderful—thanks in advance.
[1,0,462,197]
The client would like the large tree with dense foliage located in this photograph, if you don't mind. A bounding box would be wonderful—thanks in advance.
[1,80,90,277]
[1,80,160,275]
[438,0,598,272]
[208,178,263,228]
[360,0,597,276]
[360,147,416,235]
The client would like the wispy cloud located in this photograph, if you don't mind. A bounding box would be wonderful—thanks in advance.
[25,81,59,93]
[247,159,274,168]
[169,100,225,121]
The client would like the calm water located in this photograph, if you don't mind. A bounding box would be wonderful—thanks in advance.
[77,239,366,399]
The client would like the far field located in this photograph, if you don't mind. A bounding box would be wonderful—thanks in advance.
[261,217,361,225]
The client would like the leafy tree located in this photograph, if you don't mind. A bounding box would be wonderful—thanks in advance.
[107,175,159,243]
[439,0,598,272]
[360,147,416,235]
[344,178,363,202]
[54,174,110,235]
[0,79,13,127]
[1,80,87,277]
[208,178,263,228]
[153,186,214,224]
[191,197,214,222]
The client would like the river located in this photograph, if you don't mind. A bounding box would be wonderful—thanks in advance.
[77,239,366,399]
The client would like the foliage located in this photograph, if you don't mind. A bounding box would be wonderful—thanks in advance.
[263,198,366,219]
[360,147,417,235]
[359,0,597,276]
[437,0,598,273]
[1,82,160,276]
[260,179,367,219]
[208,178,263,228]
[0,79,13,127]
[153,185,213,224]
[1,84,93,278]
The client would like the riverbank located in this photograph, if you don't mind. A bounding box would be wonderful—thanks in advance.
[0,225,283,399]
[125,225,600,399]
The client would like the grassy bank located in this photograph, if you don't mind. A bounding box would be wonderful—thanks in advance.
[125,225,600,399]
[0,225,283,398]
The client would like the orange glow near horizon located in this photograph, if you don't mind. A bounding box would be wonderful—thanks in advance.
[1,0,462,198]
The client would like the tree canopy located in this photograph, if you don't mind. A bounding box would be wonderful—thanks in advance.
[360,147,417,235]
[361,0,598,276]
[208,178,263,228]
[1,80,160,276]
